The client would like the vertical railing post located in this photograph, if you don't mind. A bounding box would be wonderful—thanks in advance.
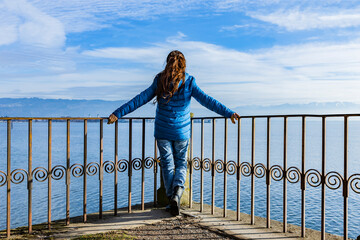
[141,119,146,211]
[48,119,52,230]
[301,116,306,237]
[28,119,33,233]
[321,117,326,240]
[266,117,271,228]
[223,118,228,218]
[211,119,216,215]
[343,116,348,240]
[114,120,118,215]
[7,120,11,238]
[251,117,255,224]
[236,118,241,221]
[283,117,288,232]
[189,119,193,208]
[66,119,70,225]
[128,119,132,213]
[200,119,204,212]
[99,119,103,219]
[83,119,87,222]
[154,139,158,207]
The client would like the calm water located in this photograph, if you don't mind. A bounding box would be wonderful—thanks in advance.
[0,118,360,239]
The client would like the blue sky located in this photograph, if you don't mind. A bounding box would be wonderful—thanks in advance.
[1,0,360,108]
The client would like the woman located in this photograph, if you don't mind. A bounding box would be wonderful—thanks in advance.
[108,50,240,216]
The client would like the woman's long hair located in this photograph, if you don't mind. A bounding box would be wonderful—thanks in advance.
[155,50,186,103]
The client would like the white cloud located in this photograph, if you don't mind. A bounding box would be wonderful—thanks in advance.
[0,24,18,45]
[0,0,65,47]
[251,9,360,31]
[219,24,250,32]
[27,0,207,33]
[0,68,151,99]
[83,47,168,65]
[2,38,360,105]
[6,36,347,105]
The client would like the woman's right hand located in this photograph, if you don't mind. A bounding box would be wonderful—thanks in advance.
[107,114,118,124]
[231,113,240,124]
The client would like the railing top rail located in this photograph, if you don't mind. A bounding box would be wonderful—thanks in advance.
[1,113,360,121]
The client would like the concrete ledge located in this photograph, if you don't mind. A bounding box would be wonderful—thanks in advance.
[38,202,350,239]
[54,203,173,239]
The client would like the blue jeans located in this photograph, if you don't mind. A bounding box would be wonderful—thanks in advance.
[157,139,189,197]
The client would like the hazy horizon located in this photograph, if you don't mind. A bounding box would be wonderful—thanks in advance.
[0,97,359,118]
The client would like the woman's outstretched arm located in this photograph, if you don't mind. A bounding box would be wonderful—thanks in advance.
[191,77,240,123]
[108,77,158,124]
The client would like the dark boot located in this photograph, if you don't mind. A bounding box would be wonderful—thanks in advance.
[170,186,184,216]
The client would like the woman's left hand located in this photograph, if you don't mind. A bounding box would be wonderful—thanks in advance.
[231,113,240,124]
[107,114,118,124]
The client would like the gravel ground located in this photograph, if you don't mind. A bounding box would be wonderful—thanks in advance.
[121,215,236,240]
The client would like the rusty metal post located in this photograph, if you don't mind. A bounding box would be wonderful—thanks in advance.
[128,119,132,213]
[114,121,118,215]
[343,116,348,240]
[99,119,103,219]
[189,119,193,208]
[83,120,87,222]
[251,117,255,225]
[48,119,52,230]
[141,119,146,210]
[236,118,241,221]
[200,119,204,212]
[211,119,216,215]
[321,117,326,240]
[223,118,228,218]
[28,120,33,233]
[283,117,288,232]
[7,120,11,238]
[301,116,306,237]
[266,117,271,228]
[66,119,70,225]
[154,139,158,207]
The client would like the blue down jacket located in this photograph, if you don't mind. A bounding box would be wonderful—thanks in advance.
[112,73,235,140]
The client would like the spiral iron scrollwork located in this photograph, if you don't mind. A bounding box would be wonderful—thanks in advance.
[69,163,84,177]
[254,163,266,178]
[11,169,28,184]
[86,162,99,176]
[286,167,301,183]
[117,159,128,172]
[0,171,7,187]
[103,161,115,173]
[144,157,154,169]
[32,167,49,182]
[240,162,252,177]
[51,165,66,180]
[349,174,360,194]
[215,159,225,173]
[192,157,201,170]
[203,158,212,172]
[270,165,284,181]
[325,171,343,190]
[226,161,237,175]
[305,169,322,187]
[132,158,142,170]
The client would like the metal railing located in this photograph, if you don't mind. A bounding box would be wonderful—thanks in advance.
[0,115,360,240]
[0,117,159,239]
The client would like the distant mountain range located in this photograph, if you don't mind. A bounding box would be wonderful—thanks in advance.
[233,102,360,116]
[0,98,359,117]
